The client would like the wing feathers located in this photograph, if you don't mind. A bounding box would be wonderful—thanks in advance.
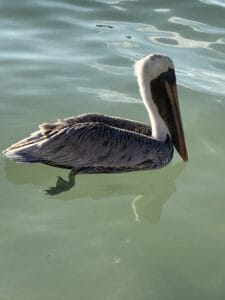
[36,122,155,168]
[3,113,161,170]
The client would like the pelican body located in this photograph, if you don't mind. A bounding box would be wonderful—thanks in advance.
[3,54,188,175]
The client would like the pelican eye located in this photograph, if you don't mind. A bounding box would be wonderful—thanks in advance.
[160,68,176,83]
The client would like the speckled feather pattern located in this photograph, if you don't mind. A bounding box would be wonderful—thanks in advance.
[4,113,174,173]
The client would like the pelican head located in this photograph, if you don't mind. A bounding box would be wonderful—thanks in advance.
[135,53,188,161]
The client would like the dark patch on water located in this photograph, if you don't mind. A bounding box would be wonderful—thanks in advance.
[96,24,114,29]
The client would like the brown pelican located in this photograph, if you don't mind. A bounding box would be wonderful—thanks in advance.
[3,53,188,193]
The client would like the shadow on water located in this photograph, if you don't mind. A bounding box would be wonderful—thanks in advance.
[4,159,185,222]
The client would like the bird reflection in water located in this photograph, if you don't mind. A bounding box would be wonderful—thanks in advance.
[130,162,184,223]
[4,159,184,223]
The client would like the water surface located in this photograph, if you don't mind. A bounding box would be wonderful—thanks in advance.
[1,0,225,299]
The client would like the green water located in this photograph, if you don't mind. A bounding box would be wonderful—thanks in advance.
[1,0,225,299]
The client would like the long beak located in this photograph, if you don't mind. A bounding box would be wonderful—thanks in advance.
[164,81,188,161]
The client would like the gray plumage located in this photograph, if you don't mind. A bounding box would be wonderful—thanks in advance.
[3,113,174,173]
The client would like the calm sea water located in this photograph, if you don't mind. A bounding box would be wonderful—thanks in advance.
[1,0,225,299]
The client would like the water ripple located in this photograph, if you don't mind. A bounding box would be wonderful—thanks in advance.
[178,67,225,96]
[153,8,170,13]
[137,23,211,48]
[169,17,225,34]
[77,87,140,103]
[0,1,224,101]
[199,0,225,8]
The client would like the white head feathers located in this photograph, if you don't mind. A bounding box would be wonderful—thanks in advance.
[134,53,175,82]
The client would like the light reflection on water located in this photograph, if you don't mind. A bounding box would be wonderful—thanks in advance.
[1,0,225,299]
